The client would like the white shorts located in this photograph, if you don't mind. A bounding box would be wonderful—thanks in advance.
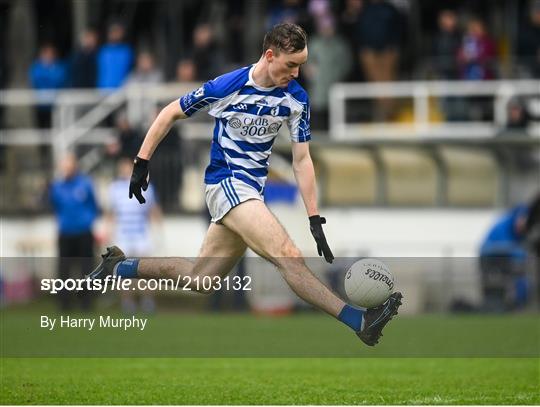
[205,177,263,223]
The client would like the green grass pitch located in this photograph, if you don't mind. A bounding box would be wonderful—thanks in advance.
[1,357,538,404]
[1,310,539,404]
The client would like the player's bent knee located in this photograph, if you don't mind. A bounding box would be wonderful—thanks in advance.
[277,256,305,270]
[273,242,305,270]
[280,242,302,259]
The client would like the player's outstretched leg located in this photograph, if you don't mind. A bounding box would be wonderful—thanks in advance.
[221,199,345,316]
[87,223,247,293]
[221,199,402,346]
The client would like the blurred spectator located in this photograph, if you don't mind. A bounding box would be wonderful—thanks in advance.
[0,18,6,129]
[433,10,461,80]
[49,153,99,311]
[480,205,529,257]
[496,98,535,170]
[456,17,497,121]
[525,192,540,261]
[29,43,67,128]
[457,17,497,80]
[504,98,530,131]
[433,10,463,121]
[479,203,530,311]
[70,29,98,88]
[356,0,402,119]
[307,0,330,20]
[339,0,364,81]
[175,58,197,82]
[340,0,363,41]
[224,0,246,64]
[114,111,143,159]
[127,51,163,85]
[106,158,162,314]
[148,107,183,211]
[356,0,401,82]
[191,24,225,80]
[524,192,540,309]
[126,51,163,128]
[97,22,134,90]
[517,0,540,78]
[304,15,351,130]
[268,0,312,30]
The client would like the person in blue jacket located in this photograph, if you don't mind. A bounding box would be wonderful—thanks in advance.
[29,43,67,165]
[29,43,67,128]
[50,153,100,310]
[97,22,134,90]
[479,203,530,310]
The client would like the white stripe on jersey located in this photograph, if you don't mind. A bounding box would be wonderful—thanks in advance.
[224,155,266,170]
[220,137,269,161]
[231,168,267,187]
[183,96,220,115]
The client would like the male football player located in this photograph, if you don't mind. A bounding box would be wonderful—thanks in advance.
[89,23,402,346]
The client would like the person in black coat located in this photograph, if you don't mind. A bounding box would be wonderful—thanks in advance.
[70,29,98,88]
[517,0,540,78]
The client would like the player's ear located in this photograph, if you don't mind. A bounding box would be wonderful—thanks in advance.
[264,48,274,63]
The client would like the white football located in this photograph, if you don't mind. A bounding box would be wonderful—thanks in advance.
[344,258,395,308]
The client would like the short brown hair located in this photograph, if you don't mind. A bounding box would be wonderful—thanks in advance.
[262,23,307,55]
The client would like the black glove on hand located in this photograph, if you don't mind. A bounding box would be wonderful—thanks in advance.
[309,215,334,263]
[129,157,149,204]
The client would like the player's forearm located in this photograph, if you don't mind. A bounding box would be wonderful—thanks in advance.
[293,156,319,217]
[138,101,186,160]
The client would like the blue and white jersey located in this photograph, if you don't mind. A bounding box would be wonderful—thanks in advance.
[108,179,156,243]
[179,65,311,193]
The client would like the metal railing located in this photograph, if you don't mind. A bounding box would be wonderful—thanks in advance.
[0,83,212,169]
[329,80,540,140]
[3,79,539,151]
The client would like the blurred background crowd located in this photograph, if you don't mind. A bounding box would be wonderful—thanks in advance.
[1,0,539,128]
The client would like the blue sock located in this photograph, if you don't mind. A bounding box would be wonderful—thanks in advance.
[338,304,364,332]
[114,258,139,278]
